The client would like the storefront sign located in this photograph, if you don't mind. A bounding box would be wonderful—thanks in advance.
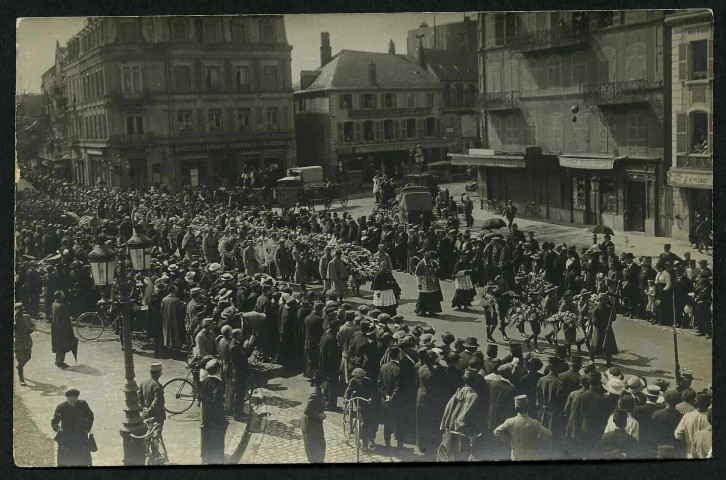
[667,169,712,189]
[558,156,617,170]
[175,140,288,153]
[87,149,103,156]
[449,153,525,168]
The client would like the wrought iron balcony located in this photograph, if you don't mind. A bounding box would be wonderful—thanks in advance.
[348,106,431,118]
[478,91,520,111]
[676,153,713,169]
[107,90,152,109]
[583,80,662,106]
[508,23,588,53]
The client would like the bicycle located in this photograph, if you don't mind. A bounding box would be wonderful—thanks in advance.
[436,430,482,462]
[74,299,121,341]
[163,361,201,415]
[129,418,169,465]
[342,396,371,463]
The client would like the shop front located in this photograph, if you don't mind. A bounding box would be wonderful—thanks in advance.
[337,139,445,183]
[667,167,713,242]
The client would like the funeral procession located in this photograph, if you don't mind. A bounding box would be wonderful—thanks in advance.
[14,11,714,467]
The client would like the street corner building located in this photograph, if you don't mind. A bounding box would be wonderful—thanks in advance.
[293,29,476,186]
[449,10,713,239]
[40,16,297,192]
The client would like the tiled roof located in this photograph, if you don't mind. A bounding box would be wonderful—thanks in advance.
[423,48,478,82]
[304,49,439,91]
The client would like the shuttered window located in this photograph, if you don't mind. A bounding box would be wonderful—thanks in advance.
[676,113,687,153]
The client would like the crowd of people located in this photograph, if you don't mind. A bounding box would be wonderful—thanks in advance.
[15,163,712,464]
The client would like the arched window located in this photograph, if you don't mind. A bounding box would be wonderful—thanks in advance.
[547,55,562,89]
[625,43,647,80]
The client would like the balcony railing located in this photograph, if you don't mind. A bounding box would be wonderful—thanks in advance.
[107,90,152,108]
[508,23,588,53]
[478,91,520,111]
[676,154,713,169]
[583,80,662,106]
[348,106,431,118]
[110,133,158,145]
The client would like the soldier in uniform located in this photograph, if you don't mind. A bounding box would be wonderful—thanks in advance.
[138,362,166,429]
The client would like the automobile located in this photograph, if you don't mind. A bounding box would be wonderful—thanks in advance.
[404,172,440,197]
[393,190,434,226]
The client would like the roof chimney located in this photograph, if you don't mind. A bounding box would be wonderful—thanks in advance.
[416,34,426,69]
[368,62,377,83]
[320,32,331,68]
[388,39,396,54]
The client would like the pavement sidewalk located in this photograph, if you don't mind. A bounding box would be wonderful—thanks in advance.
[13,321,248,466]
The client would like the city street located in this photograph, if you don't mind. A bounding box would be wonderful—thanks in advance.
[14,181,711,465]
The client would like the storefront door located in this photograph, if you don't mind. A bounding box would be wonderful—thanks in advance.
[688,188,713,228]
[626,181,645,232]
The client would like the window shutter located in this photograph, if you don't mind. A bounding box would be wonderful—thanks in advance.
[707,39,713,78]
[337,122,343,143]
[678,43,688,80]
[393,119,400,139]
[354,122,361,142]
[374,121,381,140]
[708,112,712,153]
[676,113,687,153]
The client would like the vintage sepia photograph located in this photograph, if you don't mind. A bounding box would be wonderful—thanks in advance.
[14,11,713,466]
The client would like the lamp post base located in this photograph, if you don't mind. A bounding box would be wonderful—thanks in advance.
[120,428,146,466]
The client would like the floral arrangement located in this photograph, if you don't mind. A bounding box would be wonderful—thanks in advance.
[507,299,545,327]
[545,311,579,328]
[524,271,555,295]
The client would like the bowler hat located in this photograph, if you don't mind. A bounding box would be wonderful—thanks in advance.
[463,336,479,349]
[509,341,523,359]
[64,389,80,397]
[486,344,498,358]
[441,332,455,344]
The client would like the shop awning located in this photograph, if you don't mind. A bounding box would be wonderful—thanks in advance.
[667,168,713,189]
[448,150,525,168]
[558,154,619,170]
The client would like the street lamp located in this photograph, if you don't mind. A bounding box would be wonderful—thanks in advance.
[87,242,117,288]
[126,231,152,271]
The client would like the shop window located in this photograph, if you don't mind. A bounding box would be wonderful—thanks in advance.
[122,66,142,93]
[690,40,708,80]
[406,118,416,138]
[690,112,709,153]
[177,110,192,133]
[205,66,222,91]
[208,109,222,131]
[237,108,251,131]
[340,94,353,109]
[266,108,279,130]
[235,66,250,90]
[363,120,374,141]
[343,122,354,142]
[573,176,587,210]
[600,178,617,213]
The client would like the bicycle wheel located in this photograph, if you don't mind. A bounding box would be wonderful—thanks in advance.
[243,382,262,415]
[75,312,106,341]
[342,403,350,440]
[163,378,196,414]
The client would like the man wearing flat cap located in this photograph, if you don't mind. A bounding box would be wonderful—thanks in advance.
[51,389,95,466]
[196,318,219,358]
[494,395,552,461]
[138,362,166,428]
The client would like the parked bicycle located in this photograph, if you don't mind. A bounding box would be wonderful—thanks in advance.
[129,418,168,465]
[524,201,541,218]
[437,430,482,462]
[74,299,121,341]
[342,396,371,463]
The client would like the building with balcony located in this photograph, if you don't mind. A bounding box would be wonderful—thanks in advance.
[48,15,295,191]
[452,11,669,236]
[294,34,444,182]
[664,10,713,242]
[40,42,73,179]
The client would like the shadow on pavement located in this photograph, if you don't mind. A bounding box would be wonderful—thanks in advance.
[432,313,480,323]
[65,364,106,376]
[264,395,302,410]
[264,418,303,440]
[24,378,68,396]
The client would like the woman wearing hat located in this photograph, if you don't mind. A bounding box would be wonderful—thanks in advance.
[301,370,329,463]
[654,261,673,327]
[451,253,476,311]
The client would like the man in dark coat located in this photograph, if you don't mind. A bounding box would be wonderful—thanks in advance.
[632,385,662,456]
[591,294,618,366]
[621,253,641,318]
[393,226,408,271]
[600,408,639,458]
[319,321,342,410]
[199,359,227,464]
[438,230,457,279]
[303,303,325,378]
[229,329,251,421]
[51,389,95,466]
[536,356,566,437]
[565,372,610,459]
[51,290,77,368]
[558,355,583,400]
[378,346,407,448]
